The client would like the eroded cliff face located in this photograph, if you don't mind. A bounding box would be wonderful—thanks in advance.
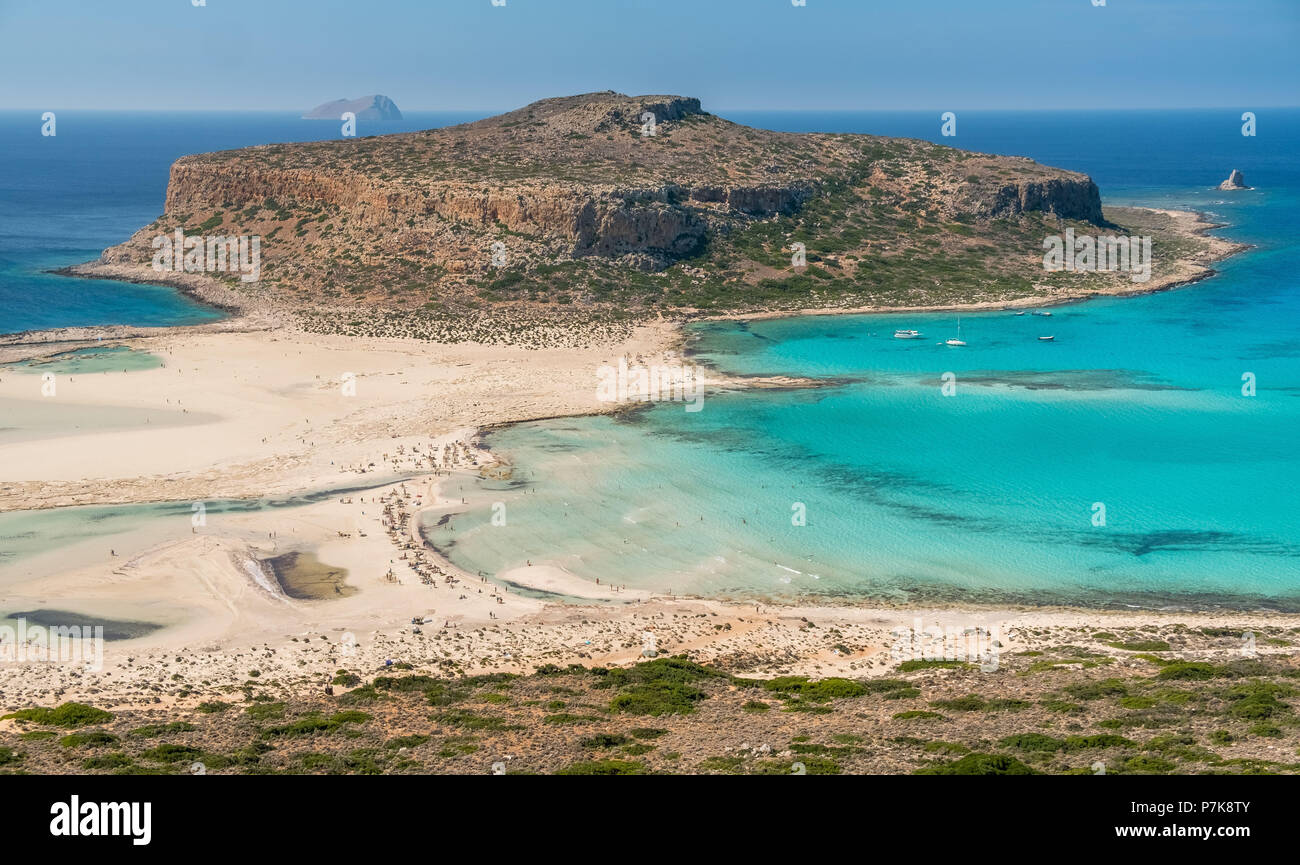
[988,177,1105,223]
[161,161,820,264]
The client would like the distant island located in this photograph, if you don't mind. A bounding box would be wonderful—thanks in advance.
[302,94,402,121]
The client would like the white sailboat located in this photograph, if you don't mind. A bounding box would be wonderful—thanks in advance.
[945,317,966,346]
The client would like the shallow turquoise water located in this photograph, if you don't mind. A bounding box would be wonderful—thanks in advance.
[425,112,1300,610]
[5,345,163,374]
[0,482,410,581]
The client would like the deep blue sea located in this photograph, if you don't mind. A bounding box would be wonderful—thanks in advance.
[4,108,1298,609]
[0,110,482,334]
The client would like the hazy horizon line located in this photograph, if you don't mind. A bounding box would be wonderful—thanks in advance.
[3,104,1298,114]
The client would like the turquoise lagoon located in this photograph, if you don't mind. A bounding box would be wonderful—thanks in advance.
[423,112,1300,610]
[428,268,1300,608]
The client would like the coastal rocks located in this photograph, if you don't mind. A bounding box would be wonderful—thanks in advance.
[303,95,402,121]
[1218,169,1251,190]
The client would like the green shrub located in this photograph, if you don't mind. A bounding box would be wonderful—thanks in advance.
[753,757,841,775]
[82,753,134,770]
[140,744,204,763]
[998,733,1062,752]
[1064,679,1128,700]
[59,730,119,748]
[1225,684,1290,720]
[609,681,707,716]
[244,703,285,721]
[195,701,229,714]
[1040,699,1083,714]
[915,753,1038,775]
[697,755,746,773]
[330,711,371,724]
[4,702,113,727]
[1120,696,1159,710]
[762,676,868,701]
[195,214,224,233]
[629,727,667,740]
[1062,734,1136,751]
[1115,755,1177,774]
[930,695,985,711]
[372,674,440,692]
[1156,662,1218,681]
[600,655,728,712]
[129,722,197,738]
[922,740,971,755]
[263,711,370,738]
[384,734,430,749]
[555,759,645,776]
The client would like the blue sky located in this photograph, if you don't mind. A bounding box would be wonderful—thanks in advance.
[1,0,1296,111]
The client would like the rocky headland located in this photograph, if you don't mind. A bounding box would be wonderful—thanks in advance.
[66,91,1239,347]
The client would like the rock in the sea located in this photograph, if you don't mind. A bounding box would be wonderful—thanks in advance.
[1218,169,1250,190]
[303,95,402,122]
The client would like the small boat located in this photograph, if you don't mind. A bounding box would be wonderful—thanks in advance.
[1014,311,1026,316]
[893,329,924,339]
[1038,335,1055,341]
[944,317,966,346]
[1032,310,1052,317]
